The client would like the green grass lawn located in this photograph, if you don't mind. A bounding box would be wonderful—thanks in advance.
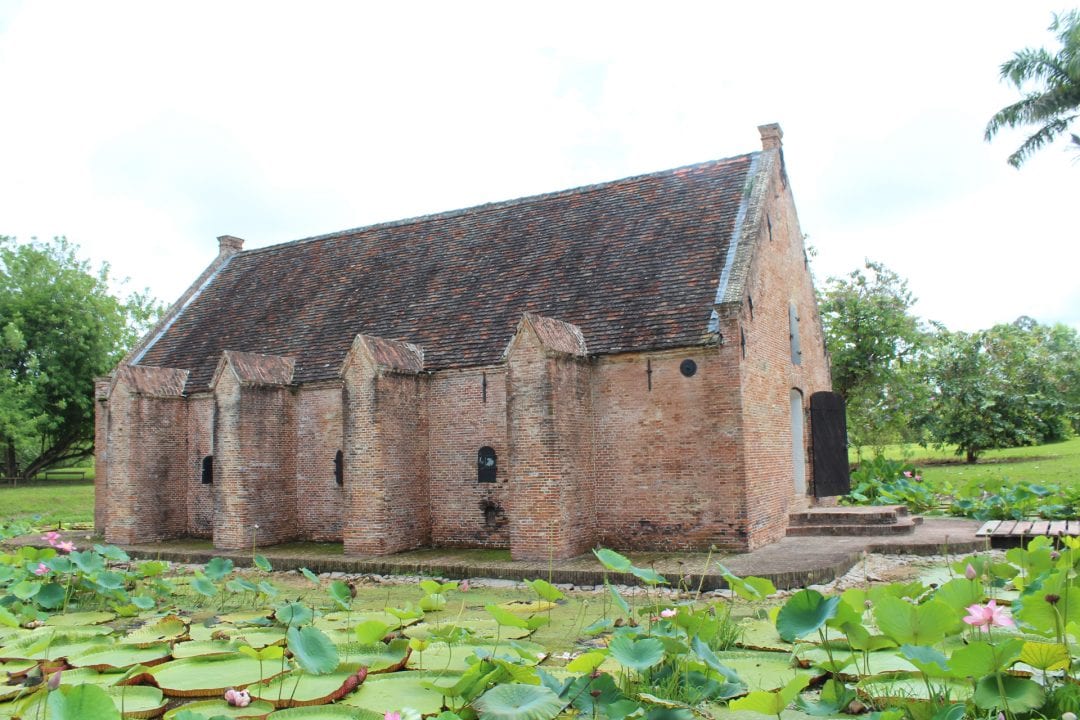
[0,478,94,527]
[854,436,1080,489]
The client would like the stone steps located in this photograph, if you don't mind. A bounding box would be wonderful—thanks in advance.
[787,505,922,537]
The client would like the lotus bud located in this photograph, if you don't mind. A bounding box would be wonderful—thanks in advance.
[1052,551,1061,561]
[1062,712,1077,720]
[47,671,61,691]
[1047,594,1061,605]
[965,564,977,580]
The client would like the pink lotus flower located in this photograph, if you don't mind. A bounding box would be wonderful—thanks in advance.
[41,531,60,546]
[660,608,677,618]
[965,564,977,580]
[963,600,1014,629]
[34,562,49,576]
[459,580,469,592]
[902,471,912,478]
[47,670,62,691]
[55,541,75,553]
[224,688,251,707]
[913,474,923,482]
[385,713,402,720]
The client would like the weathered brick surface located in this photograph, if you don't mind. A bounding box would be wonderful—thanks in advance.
[342,337,430,554]
[95,127,835,559]
[295,383,345,541]
[212,363,298,549]
[428,368,510,547]
[734,151,833,549]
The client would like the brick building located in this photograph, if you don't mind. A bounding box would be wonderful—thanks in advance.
[95,124,842,560]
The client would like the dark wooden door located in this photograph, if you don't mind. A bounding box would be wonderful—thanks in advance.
[810,391,850,497]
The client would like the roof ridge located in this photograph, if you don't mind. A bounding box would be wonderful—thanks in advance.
[236,151,759,258]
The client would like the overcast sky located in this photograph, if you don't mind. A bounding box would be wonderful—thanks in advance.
[1,1,1077,332]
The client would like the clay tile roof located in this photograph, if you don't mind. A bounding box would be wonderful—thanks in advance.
[522,313,588,357]
[220,350,295,386]
[356,335,424,374]
[137,152,757,391]
[115,366,189,396]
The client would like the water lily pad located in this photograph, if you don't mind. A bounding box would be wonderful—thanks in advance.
[68,643,172,670]
[45,611,116,627]
[492,600,557,614]
[337,641,409,672]
[190,624,285,648]
[125,616,189,646]
[152,653,287,697]
[0,632,111,661]
[857,672,973,703]
[341,671,460,714]
[713,650,818,692]
[736,618,792,652]
[251,665,367,707]
[796,646,918,677]
[404,619,531,642]
[411,641,544,672]
[218,611,274,625]
[104,685,167,719]
[473,683,563,720]
[171,640,238,659]
[162,697,275,719]
[267,706,382,719]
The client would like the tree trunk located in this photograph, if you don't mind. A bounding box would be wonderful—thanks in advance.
[4,439,17,486]
[965,447,978,464]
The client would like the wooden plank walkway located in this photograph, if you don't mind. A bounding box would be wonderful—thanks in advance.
[976,519,1080,538]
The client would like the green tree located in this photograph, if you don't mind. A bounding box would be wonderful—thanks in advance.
[818,260,926,453]
[0,236,160,480]
[986,10,1080,167]
[919,318,1080,463]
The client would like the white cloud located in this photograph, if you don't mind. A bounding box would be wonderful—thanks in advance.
[0,0,1076,330]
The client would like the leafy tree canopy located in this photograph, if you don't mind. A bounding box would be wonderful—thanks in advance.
[0,236,161,479]
[818,260,926,451]
[918,318,1080,463]
[986,10,1080,167]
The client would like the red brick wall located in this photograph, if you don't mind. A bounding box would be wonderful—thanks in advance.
[428,368,510,548]
[213,369,298,549]
[93,378,110,535]
[185,394,214,538]
[506,327,597,560]
[100,383,190,544]
[735,163,833,548]
[295,383,345,541]
[593,345,747,550]
[342,351,430,554]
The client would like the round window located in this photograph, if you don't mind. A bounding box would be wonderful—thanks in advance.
[680,359,697,377]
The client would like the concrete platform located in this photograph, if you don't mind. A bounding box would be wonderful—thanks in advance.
[7,518,985,591]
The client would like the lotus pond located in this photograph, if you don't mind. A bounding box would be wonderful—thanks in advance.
[2,529,1080,720]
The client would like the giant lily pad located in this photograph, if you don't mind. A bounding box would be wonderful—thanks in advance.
[0,632,111,661]
[857,672,973,703]
[266,706,382,719]
[171,640,238,659]
[337,641,409,672]
[251,665,367,708]
[162,697,275,719]
[68,643,172,671]
[104,685,167,719]
[713,650,817,692]
[151,653,288,697]
[45,611,116,627]
[410,641,544,672]
[341,671,460,714]
[404,619,531,642]
[125,616,189,646]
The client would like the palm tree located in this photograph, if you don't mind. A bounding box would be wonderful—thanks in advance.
[986,10,1080,168]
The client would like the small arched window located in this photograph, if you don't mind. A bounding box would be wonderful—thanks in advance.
[478,446,497,483]
[334,450,343,486]
[201,455,213,485]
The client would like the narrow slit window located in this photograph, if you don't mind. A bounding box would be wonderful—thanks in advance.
[201,455,213,485]
[334,450,343,486]
[789,302,802,365]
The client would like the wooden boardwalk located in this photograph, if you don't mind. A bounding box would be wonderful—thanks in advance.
[975,519,1080,539]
